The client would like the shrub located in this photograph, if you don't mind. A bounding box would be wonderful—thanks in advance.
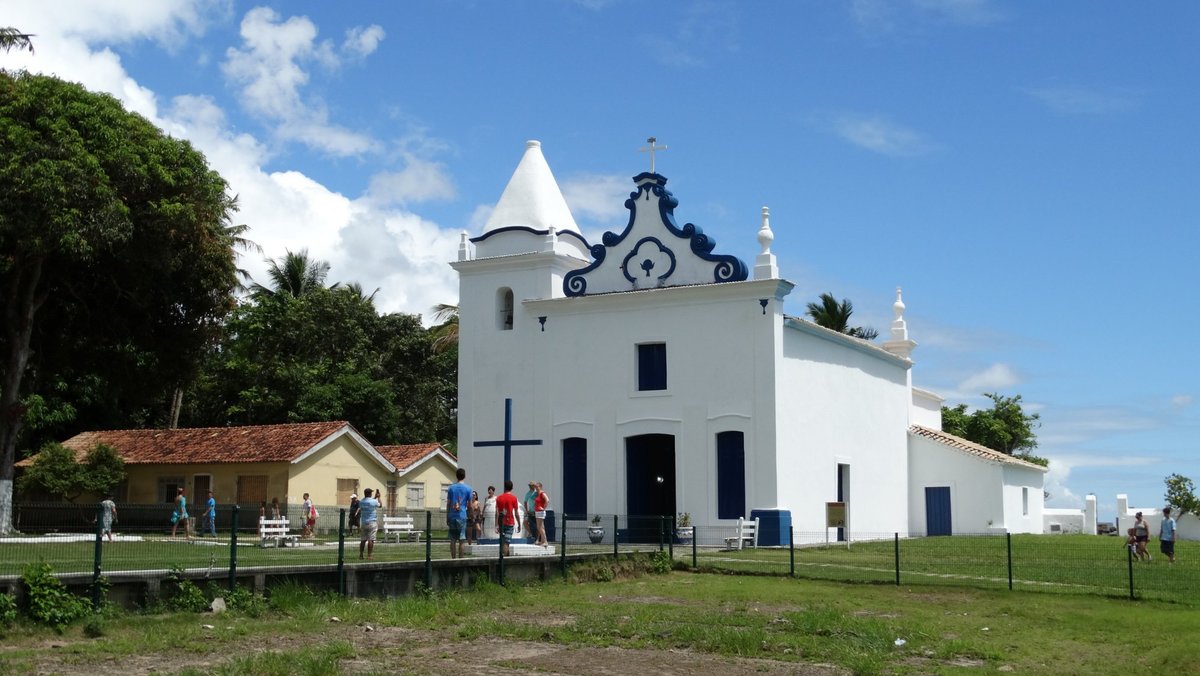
[0,593,17,628]
[650,550,672,574]
[165,568,208,613]
[82,617,105,638]
[22,563,89,629]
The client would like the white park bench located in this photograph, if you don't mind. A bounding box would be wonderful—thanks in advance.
[724,516,760,550]
[259,517,299,547]
[382,515,423,543]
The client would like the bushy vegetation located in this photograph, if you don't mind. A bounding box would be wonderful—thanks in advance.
[21,563,89,629]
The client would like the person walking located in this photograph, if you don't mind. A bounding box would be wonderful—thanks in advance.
[170,487,190,539]
[496,480,521,556]
[1160,507,1177,564]
[358,488,380,560]
[446,468,473,558]
[204,490,217,537]
[302,493,316,538]
[99,494,118,543]
[467,490,482,544]
[1133,511,1150,561]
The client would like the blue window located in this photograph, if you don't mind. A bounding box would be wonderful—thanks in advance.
[637,343,667,391]
[716,431,745,519]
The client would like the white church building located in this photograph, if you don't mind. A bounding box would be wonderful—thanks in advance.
[453,140,1047,543]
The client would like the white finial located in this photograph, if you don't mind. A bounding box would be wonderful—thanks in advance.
[526,140,541,149]
[757,206,774,255]
[543,225,558,252]
[893,287,905,318]
[882,286,916,359]
[639,136,668,173]
[458,231,472,261]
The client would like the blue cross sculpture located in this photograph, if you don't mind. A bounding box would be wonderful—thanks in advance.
[473,398,542,484]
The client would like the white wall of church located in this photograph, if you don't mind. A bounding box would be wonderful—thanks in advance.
[1000,465,1046,534]
[908,435,1003,534]
[911,388,943,430]
[775,323,912,538]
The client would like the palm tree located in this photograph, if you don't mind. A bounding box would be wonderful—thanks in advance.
[0,28,35,54]
[430,303,459,354]
[251,249,331,298]
[805,292,878,341]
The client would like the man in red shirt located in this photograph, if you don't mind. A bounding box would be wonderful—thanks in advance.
[495,480,521,556]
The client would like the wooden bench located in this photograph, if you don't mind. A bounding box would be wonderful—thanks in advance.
[259,517,298,547]
[724,516,760,550]
[382,515,423,543]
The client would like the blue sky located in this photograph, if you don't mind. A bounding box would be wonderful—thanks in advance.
[5,1,1197,519]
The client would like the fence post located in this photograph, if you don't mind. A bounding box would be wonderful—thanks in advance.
[424,511,433,590]
[337,508,346,596]
[1127,541,1135,600]
[1006,532,1013,591]
[613,514,618,560]
[789,526,795,577]
[894,532,900,586]
[659,515,665,552]
[228,505,239,593]
[668,514,675,559]
[560,512,567,579]
[692,522,698,569]
[92,503,104,611]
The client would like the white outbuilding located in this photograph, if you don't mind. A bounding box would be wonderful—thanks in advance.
[453,140,1046,542]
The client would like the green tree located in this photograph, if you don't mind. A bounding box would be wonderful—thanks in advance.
[805,292,878,341]
[0,28,35,54]
[430,303,459,354]
[942,393,1044,463]
[1164,473,1199,519]
[17,442,125,502]
[0,72,240,533]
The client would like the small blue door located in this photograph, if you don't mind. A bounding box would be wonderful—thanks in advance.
[925,487,952,536]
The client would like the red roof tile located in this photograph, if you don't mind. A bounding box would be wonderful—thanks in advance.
[35,421,353,466]
[376,443,450,471]
[909,425,1048,471]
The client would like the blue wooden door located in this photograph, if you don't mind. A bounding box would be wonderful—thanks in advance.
[925,487,952,536]
[562,437,587,519]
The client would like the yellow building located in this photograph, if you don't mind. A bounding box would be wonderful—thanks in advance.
[48,421,397,510]
[376,443,460,513]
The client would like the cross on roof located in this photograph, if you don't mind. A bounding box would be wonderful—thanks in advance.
[639,136,668,173]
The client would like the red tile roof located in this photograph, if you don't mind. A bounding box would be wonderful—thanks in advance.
[909,425,1048,471]
[30,421,354,466]
[375,443,452,471]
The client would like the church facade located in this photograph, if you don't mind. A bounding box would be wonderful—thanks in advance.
[453,140,1045,541]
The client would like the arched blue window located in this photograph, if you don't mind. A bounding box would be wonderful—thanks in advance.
[496,287,514,330]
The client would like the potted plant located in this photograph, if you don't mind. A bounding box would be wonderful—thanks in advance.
[675,512,694,545]
[588,514,605,544]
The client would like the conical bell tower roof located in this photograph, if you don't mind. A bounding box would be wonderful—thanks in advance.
[482,140,580,235]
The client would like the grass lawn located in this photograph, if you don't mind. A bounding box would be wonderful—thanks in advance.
[1,567,1197,675]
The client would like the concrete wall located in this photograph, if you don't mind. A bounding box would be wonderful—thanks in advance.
[124,462,289,505]
[1115,494,1200,541]
[909,435,1004,535]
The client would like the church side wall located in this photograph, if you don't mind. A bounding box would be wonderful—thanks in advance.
[775,328,911,538]
[907,436,1004,535]
[1000,465,1046,534]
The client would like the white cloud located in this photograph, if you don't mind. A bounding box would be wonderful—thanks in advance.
[911,0,1003,25]
[367,156,457,206]
[639,1,740,68]
[220,7,377,155]
[1024,85,1139,115]
[956,363,1020,394]
[6,0,226,48]
[833,114,934,157]
[342,25,385,59]
[1170,394,1193,409]
[561,173,631,225]
[851,0,1003,33]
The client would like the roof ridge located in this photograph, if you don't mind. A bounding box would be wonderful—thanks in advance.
[71,420,350,436]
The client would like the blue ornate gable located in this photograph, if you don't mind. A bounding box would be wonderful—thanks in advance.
[563,173,748,296]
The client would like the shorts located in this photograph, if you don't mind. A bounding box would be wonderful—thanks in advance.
[535,511,546,520]
[500,525,514,542]
[1136,535,1149,543]
[360,521,378,543]
[1160,540,1175,557]
[448,518,466,540]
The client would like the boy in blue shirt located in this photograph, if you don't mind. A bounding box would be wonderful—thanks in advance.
[358,488,380,560]
[1160,507,1177,564]
[446,468,473,559]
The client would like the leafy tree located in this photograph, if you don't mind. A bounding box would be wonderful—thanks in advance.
[186,280,455,445]
[430,303,459,354]
[17,442,125,502]
[0,28,35,54]
[0,72,240,533]
[805,292,878,341]
[942,393,1043,462]
[1164,473,1199,519]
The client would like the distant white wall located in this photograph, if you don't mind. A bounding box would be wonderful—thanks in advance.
[1115,494,1200,541]
[911,388,943,430]
[1042,494,1096,535]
